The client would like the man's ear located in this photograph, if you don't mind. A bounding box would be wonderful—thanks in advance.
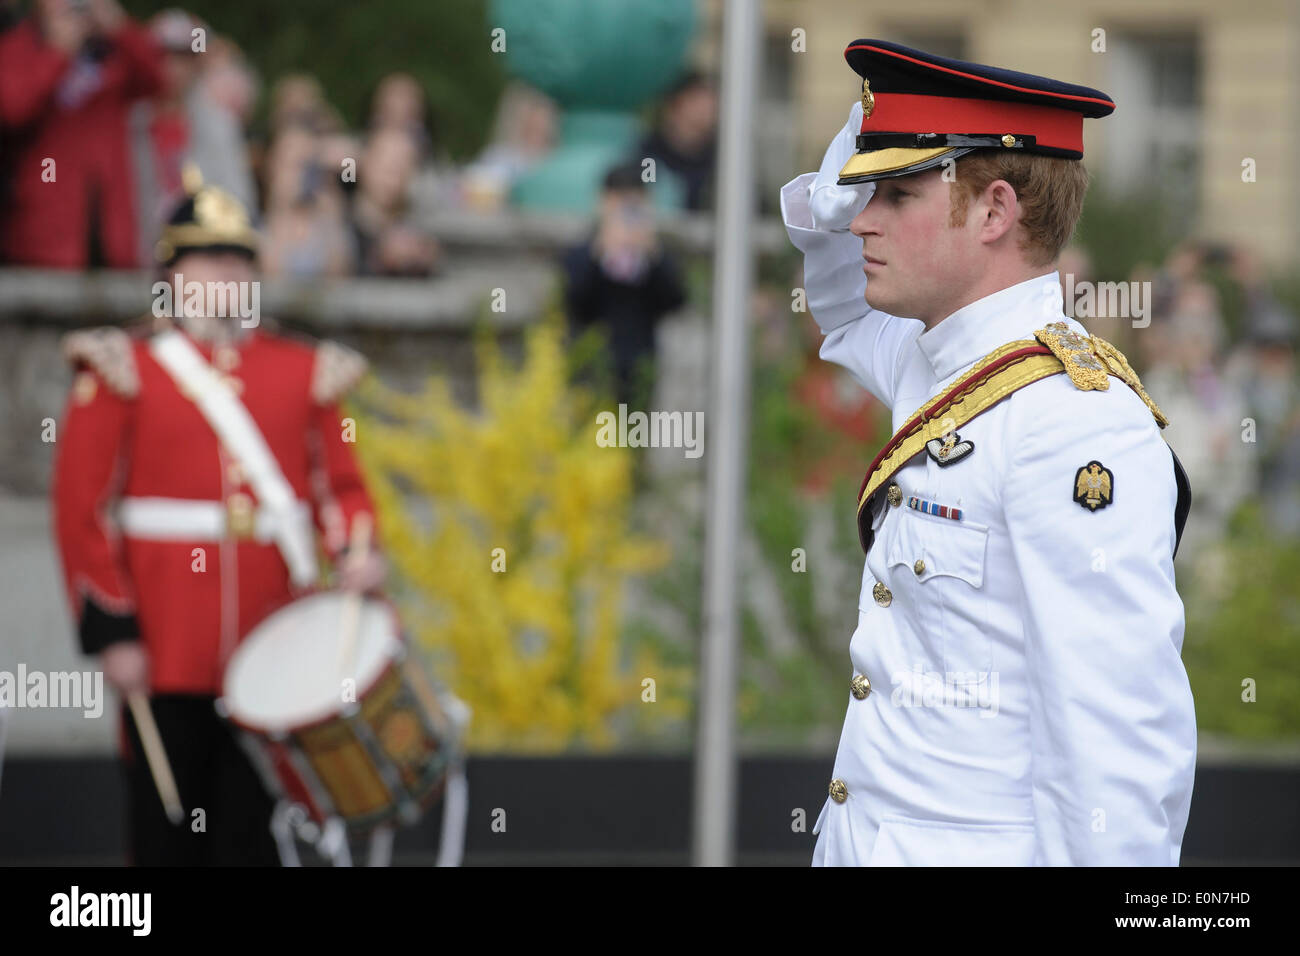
[979,179,1020,243]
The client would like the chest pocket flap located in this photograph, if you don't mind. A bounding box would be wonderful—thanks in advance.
[884,508,991,682]
[887,508,987,587]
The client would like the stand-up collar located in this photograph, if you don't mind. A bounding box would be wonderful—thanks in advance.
[916,271,1064,381]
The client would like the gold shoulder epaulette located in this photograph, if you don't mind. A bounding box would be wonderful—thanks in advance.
[310,340,369,405]
[60,327,139,399]
[1034,321,1110,391]
[1034,321,1168,427]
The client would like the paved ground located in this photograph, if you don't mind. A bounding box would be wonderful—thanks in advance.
[0,493,115,756]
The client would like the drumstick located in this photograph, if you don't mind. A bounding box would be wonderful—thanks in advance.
[336,513,373,687]
[127,692,184,825]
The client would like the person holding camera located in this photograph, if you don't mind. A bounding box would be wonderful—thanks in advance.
[0,0,164,268]
[562,161,686,409]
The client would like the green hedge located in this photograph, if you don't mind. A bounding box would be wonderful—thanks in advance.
[126,0,506,159]
[1181,502,1300,741]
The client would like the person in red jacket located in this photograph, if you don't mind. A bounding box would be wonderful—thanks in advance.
[0,0,164,268]
[51,179,387,864]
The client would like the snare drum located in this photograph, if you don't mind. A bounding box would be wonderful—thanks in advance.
[220,592,459,831]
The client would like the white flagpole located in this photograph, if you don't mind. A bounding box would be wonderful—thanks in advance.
[692,0,761,867]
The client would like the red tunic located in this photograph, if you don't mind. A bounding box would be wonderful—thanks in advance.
[0,19,165,268]
[51,323,376,694]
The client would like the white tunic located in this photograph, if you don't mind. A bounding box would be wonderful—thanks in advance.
[782,169,1197,866]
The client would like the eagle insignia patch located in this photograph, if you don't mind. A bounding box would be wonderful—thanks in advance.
[1074,460,1114,511]
[926,431,974,467]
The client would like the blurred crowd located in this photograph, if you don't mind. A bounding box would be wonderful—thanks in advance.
[1053,243,1300,552]
[0,0,720,285]
[1139,245,1300,546]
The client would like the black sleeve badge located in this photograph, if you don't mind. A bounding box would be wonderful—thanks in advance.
[1074,460,1114,511]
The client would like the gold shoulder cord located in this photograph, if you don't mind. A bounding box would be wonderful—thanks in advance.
[857,341,1063,512]
[1088,333,1169,427]
[857,325,1171,523]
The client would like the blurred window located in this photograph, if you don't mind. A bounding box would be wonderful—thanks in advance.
[757,29,795,214]
[1103,33,1200,230]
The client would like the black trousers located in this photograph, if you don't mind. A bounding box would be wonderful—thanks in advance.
[121,694,280,866]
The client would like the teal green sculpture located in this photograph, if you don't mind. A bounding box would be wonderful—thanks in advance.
[490,0,697,211]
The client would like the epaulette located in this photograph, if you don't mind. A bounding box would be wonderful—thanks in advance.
[1034,321,1168,427]
[60,327,139,399]
[310,340,369,405]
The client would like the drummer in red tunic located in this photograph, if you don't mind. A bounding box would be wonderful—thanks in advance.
[50,178,386,865]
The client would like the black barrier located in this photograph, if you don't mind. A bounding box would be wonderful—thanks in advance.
[0,755,1296,866]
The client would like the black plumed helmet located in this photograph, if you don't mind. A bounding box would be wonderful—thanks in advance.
[154,164,259,266]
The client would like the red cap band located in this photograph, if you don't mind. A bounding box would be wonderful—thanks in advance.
[861,93,1084,154]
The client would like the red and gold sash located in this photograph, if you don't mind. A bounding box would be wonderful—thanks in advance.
[855,322,1167,554]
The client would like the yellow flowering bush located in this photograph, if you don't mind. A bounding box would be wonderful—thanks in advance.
[350,314,679,751]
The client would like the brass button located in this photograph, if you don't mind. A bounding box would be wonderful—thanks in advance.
[1001,133,1016,147]
[226,492,256,539]
[913,559,926,576]
[829,779,848,804]
[850,673,871,700]
[872,581,892,607]
[887,483,902,507]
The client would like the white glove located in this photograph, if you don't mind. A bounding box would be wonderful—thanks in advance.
[780,101,877,332]
[808,101,875,231]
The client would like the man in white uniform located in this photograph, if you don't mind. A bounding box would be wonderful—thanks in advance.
[782,39,1196,866]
